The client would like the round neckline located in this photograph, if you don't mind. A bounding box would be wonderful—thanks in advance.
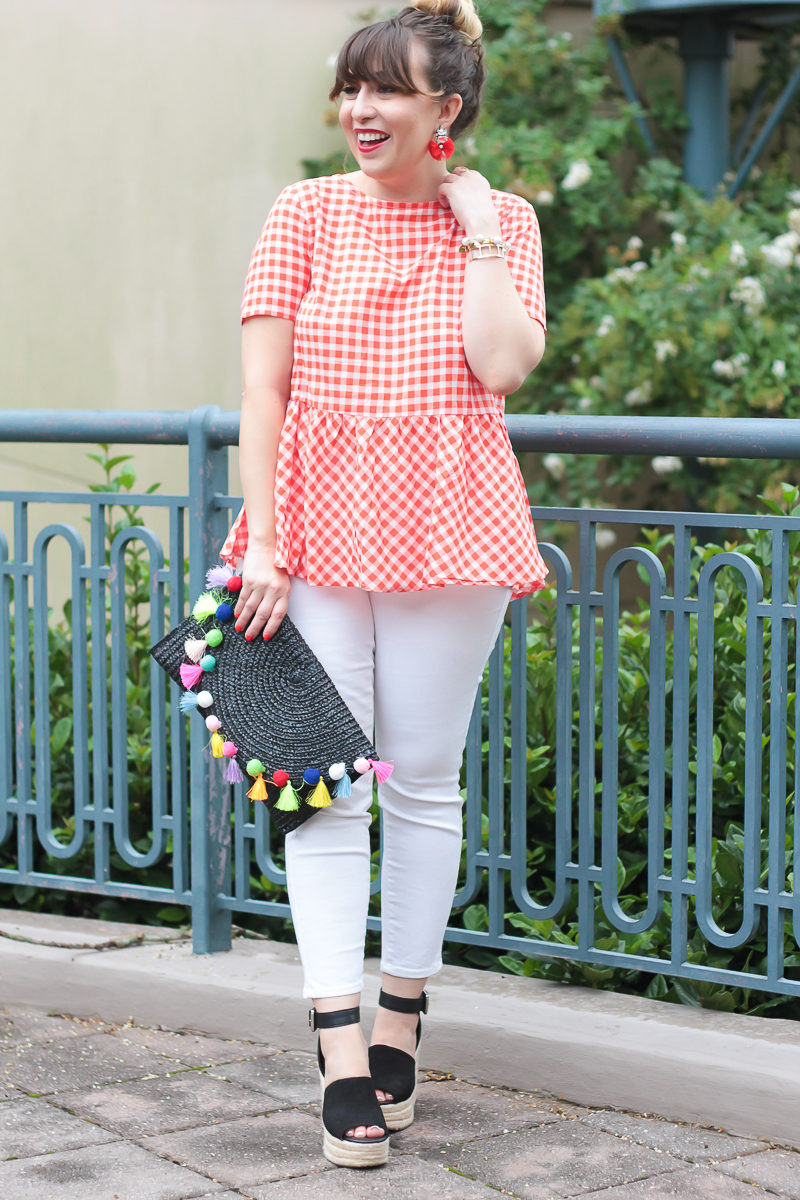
[336,174,448,209]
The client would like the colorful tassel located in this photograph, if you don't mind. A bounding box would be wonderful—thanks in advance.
[225,757,245,784]
[334,773,352,799]
[179,662,204,688]
[369,759,394,783]
[179,691,201,713]
[306,778,333,808]
[206,563,234,589]
[192,592,219,622]
[211,731,225,758]
[184,637,207,663]
[274,781,301,811]
[247,773,268,802]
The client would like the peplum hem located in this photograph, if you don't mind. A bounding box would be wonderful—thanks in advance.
[221,402,548,601]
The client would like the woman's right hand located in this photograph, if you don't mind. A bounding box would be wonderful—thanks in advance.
[234,546,291,641]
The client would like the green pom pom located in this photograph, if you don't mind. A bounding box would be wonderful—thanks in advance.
[206,628,223,647]
[247,758,266,778]
[192,593,219,622]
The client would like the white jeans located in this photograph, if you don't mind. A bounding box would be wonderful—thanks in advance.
[285,577,511,999]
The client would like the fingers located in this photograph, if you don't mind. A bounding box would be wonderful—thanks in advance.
[233,573,290,641]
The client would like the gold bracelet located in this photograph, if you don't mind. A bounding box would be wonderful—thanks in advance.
[458,236,511,260]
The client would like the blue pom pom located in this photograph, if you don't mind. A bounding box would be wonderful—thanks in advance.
[215,602,234,622]
[200,654,216,672]
[303,767,321,786]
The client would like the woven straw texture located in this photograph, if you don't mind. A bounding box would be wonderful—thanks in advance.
[150,612,377,835]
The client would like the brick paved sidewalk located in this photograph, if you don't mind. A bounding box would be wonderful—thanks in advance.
[1,1006,797,1200]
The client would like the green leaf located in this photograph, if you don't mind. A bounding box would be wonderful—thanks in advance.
[50,716,73,754]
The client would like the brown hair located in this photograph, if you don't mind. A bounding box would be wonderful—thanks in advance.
[329,1,486,140]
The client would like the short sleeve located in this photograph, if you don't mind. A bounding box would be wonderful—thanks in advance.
[497,196,546,333]
[241,183,314,323]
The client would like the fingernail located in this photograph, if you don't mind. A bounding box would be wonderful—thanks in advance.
[235,625,242,632]
[264,634,271,641]
[245,633,253,642]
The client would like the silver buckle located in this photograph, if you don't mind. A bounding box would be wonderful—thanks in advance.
[308,1009,317,1032]
[420,990,429,1014]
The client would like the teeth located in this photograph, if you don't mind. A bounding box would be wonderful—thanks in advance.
[359,133,387,142]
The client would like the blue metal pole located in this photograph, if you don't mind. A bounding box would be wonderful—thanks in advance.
[679,17,734,197]
[188,406,232,954]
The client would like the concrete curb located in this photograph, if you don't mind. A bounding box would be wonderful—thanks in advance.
[2,908,798,1148]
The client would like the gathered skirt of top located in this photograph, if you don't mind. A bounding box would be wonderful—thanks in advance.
[220,400,548,600]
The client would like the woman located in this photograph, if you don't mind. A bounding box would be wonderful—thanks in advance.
[222,0,547,1168]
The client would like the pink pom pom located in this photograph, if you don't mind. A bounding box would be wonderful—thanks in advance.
[179,662,204,688]
[205,715,221,732]
[353,757,370,774]
[368,759,394,783]
[206,563,234,588]
[222,740,237,758]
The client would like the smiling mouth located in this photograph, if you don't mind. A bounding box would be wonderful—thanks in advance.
[356,131,390,152]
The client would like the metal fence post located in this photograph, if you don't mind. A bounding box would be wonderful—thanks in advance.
[188,406,233,953]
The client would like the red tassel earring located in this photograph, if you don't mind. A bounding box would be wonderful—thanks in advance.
[428,124,455,161]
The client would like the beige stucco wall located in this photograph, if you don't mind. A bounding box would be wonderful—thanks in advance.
[0,0,358,504]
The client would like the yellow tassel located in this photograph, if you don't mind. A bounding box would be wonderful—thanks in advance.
[211,732,225,758]
[247,773,268,802]
[306,778,333,808]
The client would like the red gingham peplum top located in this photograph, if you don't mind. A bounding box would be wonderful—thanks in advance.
[220,174,548,599]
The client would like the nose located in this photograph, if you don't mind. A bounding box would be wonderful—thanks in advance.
[351,84,377,121]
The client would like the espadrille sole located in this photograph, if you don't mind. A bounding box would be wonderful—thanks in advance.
[380,1089,416,1131]
[318,1071,389,1167]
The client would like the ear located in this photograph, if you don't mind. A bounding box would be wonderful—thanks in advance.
[438,92,463,128]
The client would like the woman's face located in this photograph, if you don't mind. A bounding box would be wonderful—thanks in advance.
[338,42,460,190]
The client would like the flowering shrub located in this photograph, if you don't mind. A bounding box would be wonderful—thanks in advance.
[467,0,800,515]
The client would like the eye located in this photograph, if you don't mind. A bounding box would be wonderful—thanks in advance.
[378,85,396,94]
[341,84,358,97]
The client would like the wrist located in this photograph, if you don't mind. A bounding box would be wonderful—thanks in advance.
[461,218,502,240]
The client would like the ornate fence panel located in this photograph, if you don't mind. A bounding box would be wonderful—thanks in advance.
[1,409,799,999]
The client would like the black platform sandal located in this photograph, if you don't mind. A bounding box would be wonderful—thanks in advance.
[311,1005,390,1168]
[368,989,429,1132]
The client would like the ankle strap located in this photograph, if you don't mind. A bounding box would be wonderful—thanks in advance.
[378,989,429,1015]
[308,1005,360,1033]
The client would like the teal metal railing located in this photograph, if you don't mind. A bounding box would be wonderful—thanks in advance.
[1,409,798,998]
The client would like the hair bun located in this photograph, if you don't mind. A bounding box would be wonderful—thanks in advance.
[408,0,483,42]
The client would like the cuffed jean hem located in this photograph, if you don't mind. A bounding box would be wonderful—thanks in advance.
[303,978,365,1001]
[379,959,442,980]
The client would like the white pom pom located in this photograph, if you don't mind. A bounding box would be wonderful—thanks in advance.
[197,690,213,708]
[328,762,346,781]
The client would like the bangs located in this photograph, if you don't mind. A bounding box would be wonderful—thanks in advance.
[329,22,423,100]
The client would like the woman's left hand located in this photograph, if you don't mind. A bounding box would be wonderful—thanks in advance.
[437,167,502,239]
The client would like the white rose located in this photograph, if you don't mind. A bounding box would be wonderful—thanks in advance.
[627,236,643,252]
[730,276,766,315]
[671,231,687,251]
[579,395,594,410]
[787,210,800,235]
[712,359,733,378]
[596,528,617,550]
[652,455,682,476]
[761,240,795,270]
[654,339,677,363]
[543,453,566,480]
[631,261,648,273]
[772,359,787,379]
[624,381,652,407]
[787,189,800,206]
[729,241,747,266]
[596,315,616,338]
[562,159,592,191]
[534,189,554,206]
